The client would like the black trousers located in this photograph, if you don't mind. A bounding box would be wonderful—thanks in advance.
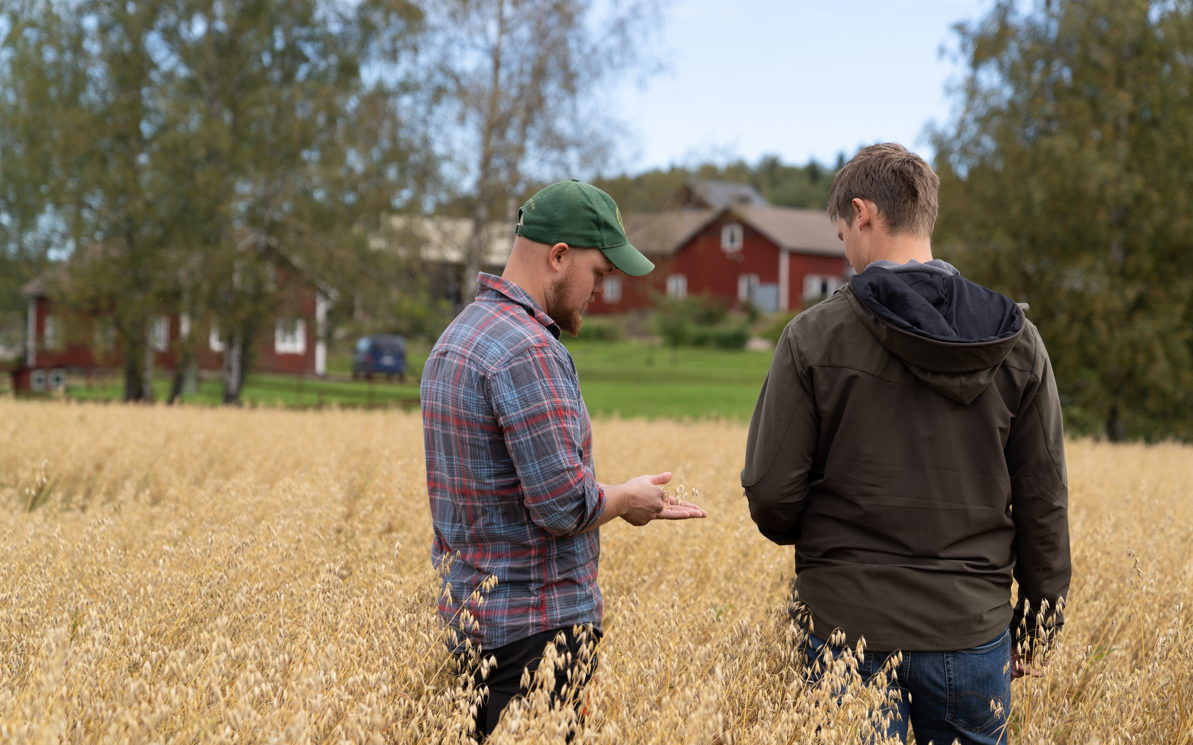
[459,625,601,740]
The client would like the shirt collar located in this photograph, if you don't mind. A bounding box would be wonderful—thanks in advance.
[476,272,561,339]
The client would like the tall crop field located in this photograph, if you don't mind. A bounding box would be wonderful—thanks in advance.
[1,399,1192,743]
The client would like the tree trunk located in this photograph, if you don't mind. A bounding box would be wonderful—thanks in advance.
[122,318,149,402]
[463,201,489,306]
[222,321,255,405]
[222,330,243,404]
[142,324,155,401]
[1106,403,1127,442]
[169,346,194,404]
[461,0,506,306]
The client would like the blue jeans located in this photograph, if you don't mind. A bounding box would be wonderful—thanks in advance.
[804,628,1012,745]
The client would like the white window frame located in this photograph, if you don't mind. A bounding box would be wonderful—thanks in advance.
[603,275,622,303]
[274,319,307,355]
[738,274,760,303]
[721,223,744,252]
[666,274,688,300]
[150,315,170,352]
[49,368,67,391]
[803,274,843,303]
[30,369,47,392]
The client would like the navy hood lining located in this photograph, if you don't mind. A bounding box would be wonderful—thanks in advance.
[850,266,1022,345]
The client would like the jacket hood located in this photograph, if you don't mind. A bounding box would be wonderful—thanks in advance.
[846,266,1025,404]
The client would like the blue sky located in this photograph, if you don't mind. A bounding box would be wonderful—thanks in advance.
[607,0,990,172]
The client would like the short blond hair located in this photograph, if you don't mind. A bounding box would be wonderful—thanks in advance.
[828,143,939,238]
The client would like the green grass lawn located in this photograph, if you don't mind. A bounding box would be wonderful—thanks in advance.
[66,370,421,409]
[562,340,773,420]
[41,341,774,419]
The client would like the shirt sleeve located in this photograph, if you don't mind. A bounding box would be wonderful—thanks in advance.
[488,344,606,537]
[741,326,819,545]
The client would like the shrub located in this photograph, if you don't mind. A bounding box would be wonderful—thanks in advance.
[690,324,750,350]
[579,320,624,342]
[759,311,799,342]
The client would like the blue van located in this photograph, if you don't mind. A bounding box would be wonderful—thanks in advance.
[352,335,407,382]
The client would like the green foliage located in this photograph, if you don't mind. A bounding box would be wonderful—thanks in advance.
[758,311,800,343]
[656,295,711,347]
[933,0,1193,441]
[578,320,624,342]
[689,324,749,350]
[1,0,432,401]
[654,294,746,349]
[592,155,834,213]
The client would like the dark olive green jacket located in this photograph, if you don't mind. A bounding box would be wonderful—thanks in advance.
[742,269,1070,652]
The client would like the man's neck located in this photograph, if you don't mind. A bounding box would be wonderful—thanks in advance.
[500,265,549,311]
[865,232,933,268]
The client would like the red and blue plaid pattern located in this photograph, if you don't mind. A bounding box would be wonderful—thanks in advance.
[421,273,606,650]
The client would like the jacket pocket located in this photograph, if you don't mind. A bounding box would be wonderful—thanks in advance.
[945,628,1011,734]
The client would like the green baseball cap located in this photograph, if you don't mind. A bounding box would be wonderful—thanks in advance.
[516,179,655,277]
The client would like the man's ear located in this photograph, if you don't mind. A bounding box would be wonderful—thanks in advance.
[851,198,869,229]
[548,242,570,272]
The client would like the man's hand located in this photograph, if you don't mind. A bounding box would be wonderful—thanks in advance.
[1011,645,1049,679]
[595,472,707,529]
[618,472,675,526]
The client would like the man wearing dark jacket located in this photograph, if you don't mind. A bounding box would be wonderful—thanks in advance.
[743,143,1070,745]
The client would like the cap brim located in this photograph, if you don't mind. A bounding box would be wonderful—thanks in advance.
[601,243,655,277]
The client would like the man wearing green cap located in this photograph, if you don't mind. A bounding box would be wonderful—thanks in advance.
[421,179,705,738]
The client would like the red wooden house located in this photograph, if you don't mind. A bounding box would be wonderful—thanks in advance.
[12,253,331,393]
[588,202,850,315]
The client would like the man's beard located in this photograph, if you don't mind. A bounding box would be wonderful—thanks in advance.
[546,268,585,338]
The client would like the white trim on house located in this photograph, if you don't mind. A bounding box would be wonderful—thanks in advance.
[315,293,329,376]
[26,299,36,366]
[778,250,790,312]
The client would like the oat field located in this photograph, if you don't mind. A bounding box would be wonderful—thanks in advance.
[2,399,1192,744]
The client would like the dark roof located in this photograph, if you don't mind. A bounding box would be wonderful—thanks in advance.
[625,210,718,257]
[624,205,844,258]
[734,205,843,256]
[678,180,770,210]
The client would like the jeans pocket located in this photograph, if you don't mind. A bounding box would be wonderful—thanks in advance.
[945,629,1011,734]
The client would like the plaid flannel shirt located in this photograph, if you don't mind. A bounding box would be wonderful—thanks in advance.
[422,273,606,651]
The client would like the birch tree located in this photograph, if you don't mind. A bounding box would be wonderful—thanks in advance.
[432,0,661,303]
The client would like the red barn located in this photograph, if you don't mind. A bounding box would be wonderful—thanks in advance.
[589,203,850,315]
[12,253,331,393]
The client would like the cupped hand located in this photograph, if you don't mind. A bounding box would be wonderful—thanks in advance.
[657,494,707,520]
[618,472,671,526]
[617,472,708,525]
[1011,646,1048,679]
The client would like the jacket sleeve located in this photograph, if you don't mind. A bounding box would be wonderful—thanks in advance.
[741,326,819,545]
[1005,324,1071,650]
